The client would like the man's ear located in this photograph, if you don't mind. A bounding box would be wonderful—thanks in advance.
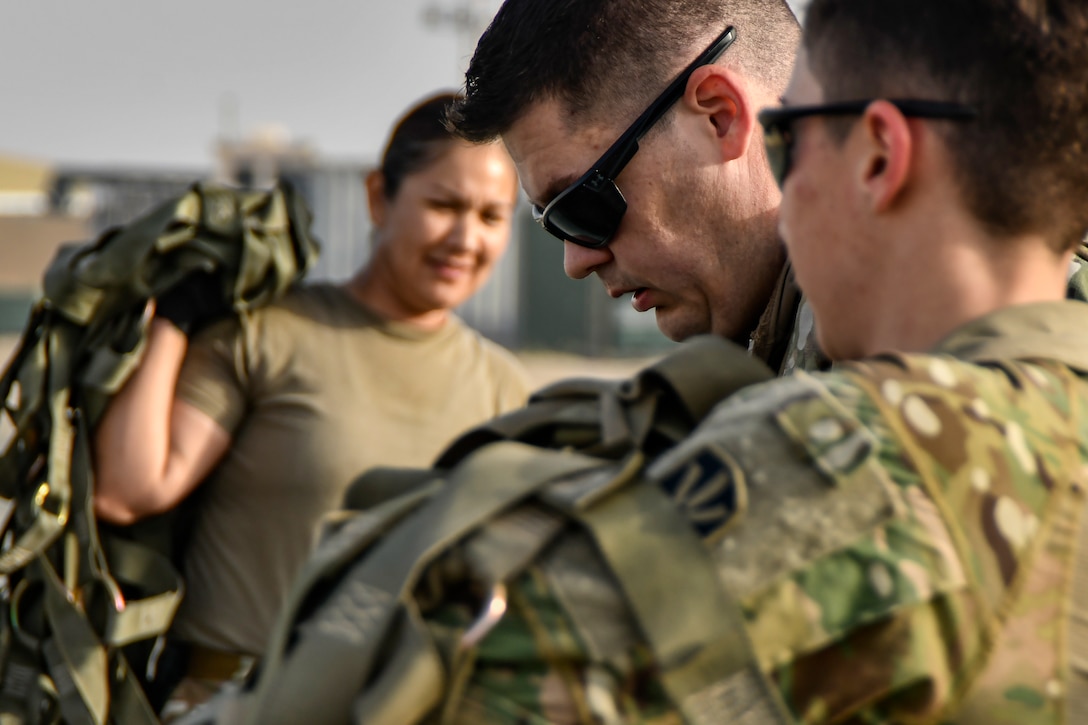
[682,65,754,162]
[365,170,388,227]
[857,101,913,213]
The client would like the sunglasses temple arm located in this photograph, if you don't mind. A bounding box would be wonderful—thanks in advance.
[597,138,641,179]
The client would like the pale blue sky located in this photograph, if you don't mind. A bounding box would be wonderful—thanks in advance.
[1,0,496,168]
[0,0,806,169]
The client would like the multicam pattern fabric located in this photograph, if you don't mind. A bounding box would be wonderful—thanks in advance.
[748,259,829,376]
[1067,243,1088,303]
[419,300,1088,724]
[780,297,827,375]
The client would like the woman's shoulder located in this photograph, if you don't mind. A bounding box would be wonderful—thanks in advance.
[246,282,366,328]
[447,321,532,403]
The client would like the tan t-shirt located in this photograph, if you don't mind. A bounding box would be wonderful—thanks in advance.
[170,283,530,655]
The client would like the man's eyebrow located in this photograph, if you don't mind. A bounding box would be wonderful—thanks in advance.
[535,173,581,208]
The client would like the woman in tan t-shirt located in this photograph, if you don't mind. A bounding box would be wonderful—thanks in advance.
[91,92,531,720]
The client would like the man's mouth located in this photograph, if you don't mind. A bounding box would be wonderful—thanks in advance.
[631,288,653,312]
[606,284,654,311]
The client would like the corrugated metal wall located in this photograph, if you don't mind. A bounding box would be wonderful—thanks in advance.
[303,165,372,283]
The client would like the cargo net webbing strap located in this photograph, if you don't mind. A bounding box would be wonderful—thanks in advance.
[0,181,320,724]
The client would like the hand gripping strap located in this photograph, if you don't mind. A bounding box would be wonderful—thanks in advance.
[238,442,606,725]
[572,478,794,725]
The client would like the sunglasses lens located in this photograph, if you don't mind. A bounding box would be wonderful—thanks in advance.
[543,181,627,248]
[763,125,789,189]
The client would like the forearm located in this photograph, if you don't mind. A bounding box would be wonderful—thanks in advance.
[94,317,193,522]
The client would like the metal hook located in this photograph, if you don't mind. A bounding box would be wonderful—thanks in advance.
[459,582,508,649]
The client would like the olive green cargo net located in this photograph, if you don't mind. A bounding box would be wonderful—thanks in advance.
[0,181,319,725]
[190,335,796,725]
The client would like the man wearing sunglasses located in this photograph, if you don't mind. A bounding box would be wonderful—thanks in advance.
[447,0,817,373]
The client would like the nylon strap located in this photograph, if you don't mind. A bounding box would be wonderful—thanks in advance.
[437,335,772,468]
[345,476,621,725]
[105,653,159,725]
[436,394,621,467]
[39,559,107,725]
[574,478,794,725]
[460,504,568,592]
[99,537,184,647]
[258,481,445,677]
[0,326,76,576]
[340,467,441,511]
[640,334,774,424]
[348,601,445,725]
[242,442,605,725]
[0,305,47,448]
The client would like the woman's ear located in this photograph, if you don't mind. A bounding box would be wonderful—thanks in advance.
[857,101,913,213]
[365,170,388,227]
[683,65,755,162]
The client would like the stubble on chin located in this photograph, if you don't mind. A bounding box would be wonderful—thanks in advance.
[654,305,709,343]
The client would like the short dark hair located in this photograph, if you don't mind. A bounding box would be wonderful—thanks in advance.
[447,0,799,142]
[804,0,1088,249]
[379,91,464,198]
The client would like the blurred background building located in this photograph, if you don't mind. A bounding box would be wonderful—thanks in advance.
[0,139,676,357]
[0,155,91,331]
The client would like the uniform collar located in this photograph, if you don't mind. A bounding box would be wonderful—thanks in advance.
[932,300,1088,372]
[749,259,803,373]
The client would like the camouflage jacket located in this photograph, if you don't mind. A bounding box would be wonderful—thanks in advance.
[1067,243,1088,303]
[749,258,827,376]
[418,299,1088,724]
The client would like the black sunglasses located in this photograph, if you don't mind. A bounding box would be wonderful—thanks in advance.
[532,26,738,248]
[758,99,977,189]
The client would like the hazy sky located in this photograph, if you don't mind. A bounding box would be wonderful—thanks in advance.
[1,0,806,170]
[1,0,496,168]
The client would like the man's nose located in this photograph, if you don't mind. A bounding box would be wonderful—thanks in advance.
[563,240,613,279]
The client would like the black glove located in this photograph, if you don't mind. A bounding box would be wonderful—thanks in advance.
[155,269,234,336]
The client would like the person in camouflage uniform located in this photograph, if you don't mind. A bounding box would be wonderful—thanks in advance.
[341,0,1086,722]
[448,0,825,374]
